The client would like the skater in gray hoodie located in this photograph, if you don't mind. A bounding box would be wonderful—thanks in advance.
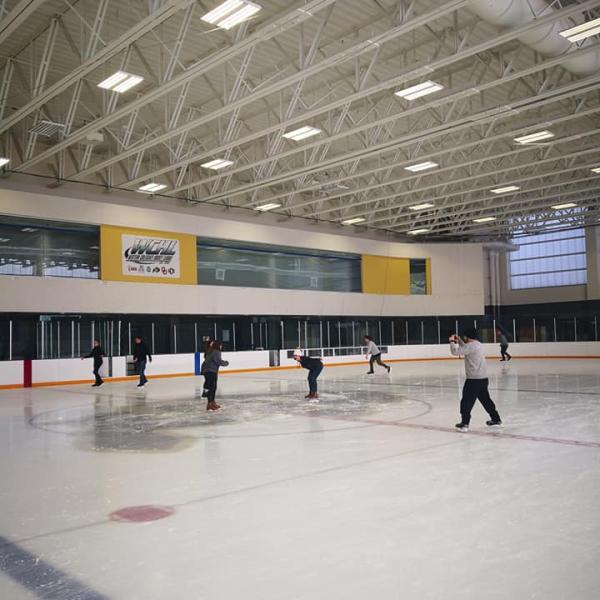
[450,328,502,432]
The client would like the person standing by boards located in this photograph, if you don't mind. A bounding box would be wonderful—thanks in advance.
[201,340,229,411]
[292,350,324,401]
[133,336,152,387]
[364,335,391,375]
[450,328,502,432]
[497,330,512,362]
[82,339,104,387]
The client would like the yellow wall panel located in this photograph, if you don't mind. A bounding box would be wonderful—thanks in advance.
[425,258,432,295]
[361,255,410,295]
[101,225,197,285]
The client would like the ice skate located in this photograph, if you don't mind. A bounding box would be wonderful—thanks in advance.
[455,422,469,432]
[206,401,221,411]
[306,393,319,403]
[486,419,503,427]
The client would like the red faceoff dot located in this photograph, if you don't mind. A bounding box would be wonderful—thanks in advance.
[109,505,175,523]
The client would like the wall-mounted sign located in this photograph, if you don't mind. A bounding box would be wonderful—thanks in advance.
[101,225,197,285]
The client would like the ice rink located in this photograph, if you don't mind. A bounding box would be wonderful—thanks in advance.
[1,358,599,600]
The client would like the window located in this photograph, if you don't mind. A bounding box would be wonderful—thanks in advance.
[197,239,361,292]
[409,259,427,295]
[509,228,587,290]
[0,216,100,279]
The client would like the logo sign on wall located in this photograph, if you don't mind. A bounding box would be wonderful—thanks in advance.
[100,225,197,285]
[122,234,180,279]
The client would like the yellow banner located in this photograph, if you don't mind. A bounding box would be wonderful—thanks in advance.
[100,225,197,285]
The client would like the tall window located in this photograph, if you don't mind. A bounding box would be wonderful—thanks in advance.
[509,228,587,290]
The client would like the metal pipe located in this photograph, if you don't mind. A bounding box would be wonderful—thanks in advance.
[9,319,12,361]
[194,323,198,353]
[71,321,74,358]
[391,320,395,345]
[513,319,517,343]
[128,322,131,354]
[173,324,177,354]
[574,317,577,342]
[553,317,557,342]
[233,321,237,351]
[493,319,497,344]
[151,322,155,354]
[533,318,537,343]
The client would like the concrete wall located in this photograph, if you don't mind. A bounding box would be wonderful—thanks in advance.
[0,183,485,317]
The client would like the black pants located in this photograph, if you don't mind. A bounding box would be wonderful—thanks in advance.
[137,359,147,385]
[93,360,103,385]
[369,353,389,372]
[460,378,500,425]
[500,344,511,360]
[203,372,218,402]
[308,364,323,394]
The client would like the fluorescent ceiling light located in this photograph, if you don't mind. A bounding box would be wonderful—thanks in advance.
[202,0,262,30]
[201,158,234,170]
[559,17,600,43]
[407,228,430,235]
[254,203,281,212]
[551,202,577,210]
[514,130,554,144]
[21,227,37,232]
[591,167,600,174]
[409,203,435,210]
[342,217,366,226]
[138,183,167,193]
[0,238,10,242]
[395,80,444,101]
[282,126,321,141]
[473,217,496,223]
[490,185,520,194]
[0,157,9,167]
[98,71,143,93]
[405,161,438,172]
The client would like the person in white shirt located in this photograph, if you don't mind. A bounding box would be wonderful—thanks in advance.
[450,328,502,432]
[364,335,391,375]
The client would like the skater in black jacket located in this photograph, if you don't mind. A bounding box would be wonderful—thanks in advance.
[292,350,324,401]
[133,336,152,387]
[82,340,104,387]
[201,340,229,411]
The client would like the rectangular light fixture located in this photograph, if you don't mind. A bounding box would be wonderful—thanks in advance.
[490,185,520,194]
[559,18,600,43]
[409,203,435,210]
[282,126,321,141]
[21,227,37,232]
[407,228,430,235]
[98,71,144,93]
[405,161,438,172]
[591,167,600,174]
[138,183,167,193]
[395,80,444,101]
[514,130,554,144]
[0,157,9,167]
[473,217,496,223]
[254,203,281,212]
[202,0,262,30]
[201,158,234,170]
[342,217,366,226]
[551,202,577,210]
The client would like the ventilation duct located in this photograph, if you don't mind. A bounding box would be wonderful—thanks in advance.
[469,0,600,76]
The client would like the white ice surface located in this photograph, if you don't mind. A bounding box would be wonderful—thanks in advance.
[1,359,600,600]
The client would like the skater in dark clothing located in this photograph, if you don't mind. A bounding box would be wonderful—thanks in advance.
[498,331,512,361]
[292,350,324,401]
[450,328,502,432]
[201,341,229,411]
[364,335,391,374]
[133,336,152,387]
[82,340,104,387]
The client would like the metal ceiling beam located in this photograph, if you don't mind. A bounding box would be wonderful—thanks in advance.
[171,76,600,206]
[0,0,50,46]
[69,0,470,182]
[0,0,194,135]
[12,0,340,171]
[162,1,600,200]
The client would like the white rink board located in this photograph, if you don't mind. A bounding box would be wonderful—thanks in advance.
[32,358,108,384]
[146,354,195,375]
[0,361,23,386]
[221,351,270,371]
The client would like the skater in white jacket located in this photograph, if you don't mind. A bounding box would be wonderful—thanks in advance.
[364,335,391,375]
